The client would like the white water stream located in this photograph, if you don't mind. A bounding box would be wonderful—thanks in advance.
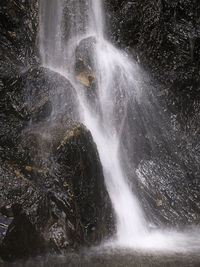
[39,0,200,252]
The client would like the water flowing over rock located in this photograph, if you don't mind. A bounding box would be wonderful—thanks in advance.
[1,0,200,263]
[0,119,112,260]
[38,0,200,253]
[0,0,113,260]
[106,0,200,228]
[106,0,200,121]
[0,66,79,162]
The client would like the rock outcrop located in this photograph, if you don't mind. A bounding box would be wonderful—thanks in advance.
[0,118,112,261]
[119,89,200,227]
[106,0,200,121]
[0,67,113,260]
[0,66,79,163]
[0,0,113,261]
[0,0,39,79]
[106,0,200,227]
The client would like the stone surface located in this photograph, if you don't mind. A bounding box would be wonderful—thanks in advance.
[106,0,200,227]
[0,119,113,261]
[0,66,79,163]
[74,37,98,110]
[106,0,200,121]
[1,0,200,260]
[119,81,200,227]
[0,58,113,261]
[0,0,113,260]
[0,0,39,80]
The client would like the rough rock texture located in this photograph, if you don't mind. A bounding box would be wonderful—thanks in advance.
[0,0,40,163]
[0,0,113,261]
[105,0,200,226]
[74,37,99,111]
[106,0,200,121]
[0,119,112,261]
[0,0,39,80]
[136,156,200,226]
[0,66,79,163]
[0,66,113,260]
[119,79,200,227]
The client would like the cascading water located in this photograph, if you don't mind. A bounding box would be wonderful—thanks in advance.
[40,0,147,243]
[39,0,65,68]
[39,0,200,252]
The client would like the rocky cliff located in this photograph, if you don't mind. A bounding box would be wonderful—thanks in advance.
[0,0,113,261]
[106,0,200,227]
[106,0,200,121]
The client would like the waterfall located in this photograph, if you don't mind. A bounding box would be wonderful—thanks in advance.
[39,0,200,251]
[39,0,65,68]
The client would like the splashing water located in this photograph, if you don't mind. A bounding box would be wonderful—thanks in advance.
[39,0,200,252]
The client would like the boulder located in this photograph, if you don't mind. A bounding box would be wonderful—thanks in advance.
[0,119,113,261]
[74,37,98,111]
[0,67,79,163]
[0,0,113,261]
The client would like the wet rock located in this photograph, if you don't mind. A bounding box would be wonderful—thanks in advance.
[120,84,200,226]
[0,0,113,260]
[5,67,79,122]
[76,71,95,87]
[107,0,200,227]
[0,67,79,164]
[0,0,41,163]
[136,156,200,226]
[74,37,99,110]
[106,0,200,121]
[62,0,91,40]
[0,120,113,261]
[0,214,13,244]
[0,161,47,260]
[0,0,39,80]
[75,37,96,75]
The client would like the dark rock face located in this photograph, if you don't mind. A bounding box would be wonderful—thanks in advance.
[0,50,113,263]
[0,0,39,79]
[0,120,112,261]
[0,66,113,259]
[0,0,39,171]
[106,0,200,227]
[136,156,200,226]
[0,66,78,163]
[74,37,99,111]
[106,0,200,119]
[0,0,113,261]
[0,0,41,164]
[119,81,200,227]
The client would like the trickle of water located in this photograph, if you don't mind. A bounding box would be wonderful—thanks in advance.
[39,0,65,68]
[39,0,200,251]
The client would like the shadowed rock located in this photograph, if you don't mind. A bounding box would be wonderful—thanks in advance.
[0,67,79,164]
[0,0,113,260]
[106,0,200,120]
[0,118,113,261]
